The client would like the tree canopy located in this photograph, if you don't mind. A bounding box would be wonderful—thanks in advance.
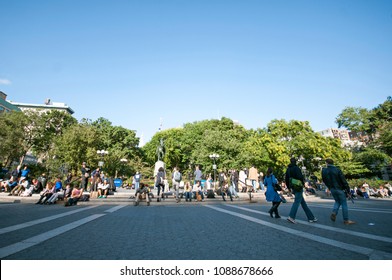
[1,97,391,181]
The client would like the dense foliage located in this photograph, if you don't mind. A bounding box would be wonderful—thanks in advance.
[1,97,391,182]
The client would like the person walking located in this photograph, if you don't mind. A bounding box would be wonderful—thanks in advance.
[248,165,259,192]
[322,158,356,225]
[239,168,247,192]
[285,158,317,224]
[229,169,239,198]
[156,167,166,202]
[264,167,282,218]
[134,171,141,192]
[194,165,203,184]
[172,167,182,203]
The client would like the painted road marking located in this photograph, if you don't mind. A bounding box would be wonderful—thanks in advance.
[205,205,392,260]
[105,205,127,213]
[0,205,99,235]
[226,204,392,243]
[0,214,105,259]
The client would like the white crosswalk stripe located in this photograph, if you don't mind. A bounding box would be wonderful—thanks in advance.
[205,205,392,260]
[0,205,125,258]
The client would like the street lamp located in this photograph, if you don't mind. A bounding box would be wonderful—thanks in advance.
[209,153,220,188]
[97,150,109,167]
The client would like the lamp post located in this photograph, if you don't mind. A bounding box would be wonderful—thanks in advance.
[97,150,109,168]
[209,153,220,188]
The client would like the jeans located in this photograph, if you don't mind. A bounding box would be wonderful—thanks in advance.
[230,183,238,197]
[185,192,192,201]
[330,188,349,221]
[221,190,233,201]
[156,184,164,198]
[289,190,315,220]
[251,180,257,191]
[134,181,140,192]
[173,181,180,201]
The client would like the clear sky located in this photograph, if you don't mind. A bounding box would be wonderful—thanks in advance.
[1,0,391,145]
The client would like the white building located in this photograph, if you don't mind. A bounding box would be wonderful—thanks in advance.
[318,128,361,147]
[7,98,74,115]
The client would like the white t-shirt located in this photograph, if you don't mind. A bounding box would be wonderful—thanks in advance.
[98,183,109,190]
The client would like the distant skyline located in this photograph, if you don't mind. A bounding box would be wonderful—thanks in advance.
[1,0,391,144]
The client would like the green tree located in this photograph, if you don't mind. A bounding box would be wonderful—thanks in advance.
[142,118,249,178]
[253,120,350,178]
[336,97,392,177]
[0,111,26,167]
[48,123,99,176]
[90,118,141,177]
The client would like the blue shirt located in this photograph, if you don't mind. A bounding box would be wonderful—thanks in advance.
[55,181,63,191]
[21,168,30,177]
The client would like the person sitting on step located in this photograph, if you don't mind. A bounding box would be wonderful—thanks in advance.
[98,178,110,198]
[134,183,151,206]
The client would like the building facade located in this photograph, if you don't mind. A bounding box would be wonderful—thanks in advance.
[0,91,21,113]
[318,128,356,147]
[8,98,74,115]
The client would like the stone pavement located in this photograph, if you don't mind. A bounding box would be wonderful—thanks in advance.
[0,188,391,260]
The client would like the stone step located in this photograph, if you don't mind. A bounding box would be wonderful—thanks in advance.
[0,189,322,205]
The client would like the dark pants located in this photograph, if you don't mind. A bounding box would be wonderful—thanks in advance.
[65,197,79,206]
[270,201,281,216]
[156,184,164,198]
[221,190,233,201]
[36,193,52,204]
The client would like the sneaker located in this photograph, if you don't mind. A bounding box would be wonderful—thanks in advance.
[287,217,297,224]
[344,220,356,225]
[308,218,318,223]
[330,213,336,222]
[147,201,150,206]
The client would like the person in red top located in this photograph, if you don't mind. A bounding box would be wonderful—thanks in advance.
[65,185,83,207]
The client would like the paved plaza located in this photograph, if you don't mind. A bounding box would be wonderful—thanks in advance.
[0,191,391,260]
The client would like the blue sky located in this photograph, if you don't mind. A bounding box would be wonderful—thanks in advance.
[1,0,391,144]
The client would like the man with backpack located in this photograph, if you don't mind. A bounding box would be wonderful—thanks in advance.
[172,167,182,203]
[134,171,141,192]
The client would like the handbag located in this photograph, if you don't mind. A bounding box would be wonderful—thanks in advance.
[90,191,98,199]
[273,183,282,191]
[290,178,304,192]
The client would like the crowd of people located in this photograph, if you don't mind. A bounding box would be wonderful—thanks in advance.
[1,160,391,221]
[0,163,96,206]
